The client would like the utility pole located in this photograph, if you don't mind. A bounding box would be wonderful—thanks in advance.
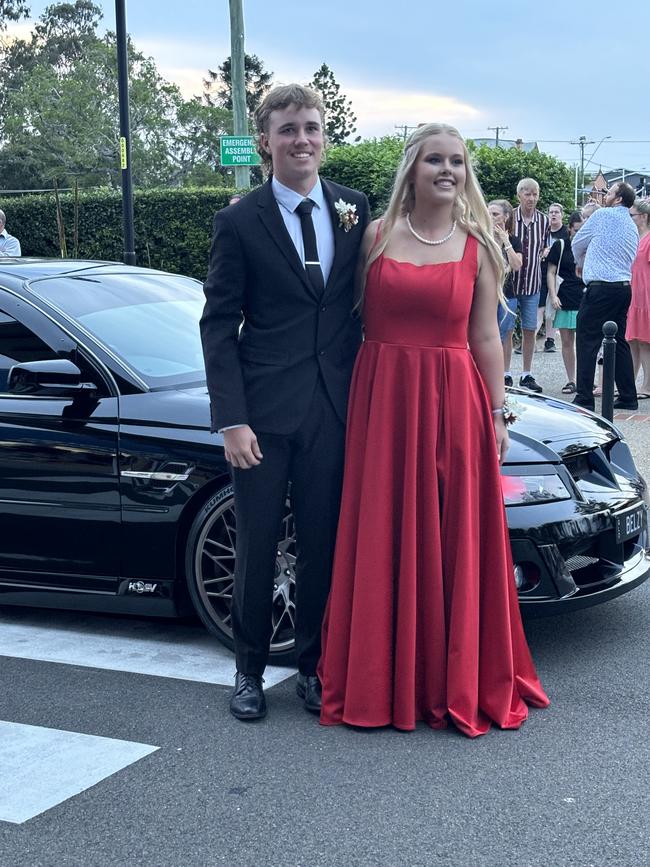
[395,124,417,142]
[229,0,250,189]
[488,125,508,147]
[115,0,136,264]
[571,135,594,205]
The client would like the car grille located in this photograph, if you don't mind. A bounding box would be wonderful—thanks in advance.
[565,554,599,572]
[560,531,645,590]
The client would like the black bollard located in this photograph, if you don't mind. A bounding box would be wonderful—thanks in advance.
[601,320,618,421]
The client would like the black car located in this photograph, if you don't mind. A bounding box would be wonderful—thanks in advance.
[0,259,648,664]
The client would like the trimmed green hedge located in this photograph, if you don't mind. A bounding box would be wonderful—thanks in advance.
[5,187,238,281]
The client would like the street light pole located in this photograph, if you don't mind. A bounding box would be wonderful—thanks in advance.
[229,0,250,190]
[115,0,136,265]
[571,135,594,206]
[588,134,611,168]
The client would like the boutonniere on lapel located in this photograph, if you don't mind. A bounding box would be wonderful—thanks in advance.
[334,198,359,233]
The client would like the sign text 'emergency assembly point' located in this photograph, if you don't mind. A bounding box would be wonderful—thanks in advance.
[220,136,261,167]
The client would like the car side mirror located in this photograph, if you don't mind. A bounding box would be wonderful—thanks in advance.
[7,359,98,399]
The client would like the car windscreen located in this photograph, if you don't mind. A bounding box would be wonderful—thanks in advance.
[29,271,208,388]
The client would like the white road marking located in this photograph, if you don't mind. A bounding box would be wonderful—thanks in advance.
[0,721,158,824]
[0,608,295,687]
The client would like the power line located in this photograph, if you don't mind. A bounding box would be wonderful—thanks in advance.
[534,139,650,144]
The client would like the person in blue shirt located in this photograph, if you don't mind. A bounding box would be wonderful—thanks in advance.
[0,210,21,257]
[571,182,639,411]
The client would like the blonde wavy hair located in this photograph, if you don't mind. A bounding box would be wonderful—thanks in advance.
[363,123,505,304]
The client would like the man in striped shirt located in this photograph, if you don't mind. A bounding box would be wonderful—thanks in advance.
[508,178,549,393]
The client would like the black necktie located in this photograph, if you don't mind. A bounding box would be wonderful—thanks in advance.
[296,199,325,297]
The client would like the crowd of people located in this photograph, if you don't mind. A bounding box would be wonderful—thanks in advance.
[492,178,649,410]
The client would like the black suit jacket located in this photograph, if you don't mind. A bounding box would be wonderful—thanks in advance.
[200,178,370,434]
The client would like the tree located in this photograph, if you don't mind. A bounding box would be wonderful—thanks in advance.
[322,137,404,214]
[0,2,104,125]
[31,0,102,66]
[203,53,273,118]
[0,0,29,29]
[468,143,575,212]
[2,36,181,188]
[173,98,233,187]
[0,1,232,190]
[310,64,357,146]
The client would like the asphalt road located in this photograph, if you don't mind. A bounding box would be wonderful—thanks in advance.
[2,344,649,867]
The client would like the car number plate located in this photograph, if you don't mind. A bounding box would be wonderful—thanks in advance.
[614,503,646,543]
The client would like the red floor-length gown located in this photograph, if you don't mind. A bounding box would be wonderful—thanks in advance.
[318,235,549,737]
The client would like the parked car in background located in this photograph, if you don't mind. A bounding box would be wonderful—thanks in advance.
[0,259,648,664]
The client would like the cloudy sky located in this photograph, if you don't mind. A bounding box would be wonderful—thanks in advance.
[8,0,650,176]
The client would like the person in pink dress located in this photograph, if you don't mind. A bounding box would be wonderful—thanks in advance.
[318,123,549,737]
[627,199,650,398]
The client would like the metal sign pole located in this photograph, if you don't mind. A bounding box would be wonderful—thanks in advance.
[115,0,136,265]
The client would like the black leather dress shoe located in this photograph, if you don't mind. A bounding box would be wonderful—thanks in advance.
[613,399,639,410]
[296,674,322,713]
[230,672,267,720]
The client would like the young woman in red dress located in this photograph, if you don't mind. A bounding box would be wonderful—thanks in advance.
[318,124,549,737]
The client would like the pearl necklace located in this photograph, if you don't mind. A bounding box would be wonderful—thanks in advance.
[406,214,457,246]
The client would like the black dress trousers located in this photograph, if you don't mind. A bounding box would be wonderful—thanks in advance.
[574,282,636,410]
[230,378,345,676]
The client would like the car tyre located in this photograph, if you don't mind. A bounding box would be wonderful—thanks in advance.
[185,483,297,666]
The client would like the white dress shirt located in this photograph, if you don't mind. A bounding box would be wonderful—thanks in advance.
[271,176,335,284]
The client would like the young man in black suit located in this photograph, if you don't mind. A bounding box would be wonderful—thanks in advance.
[200,84,370,720]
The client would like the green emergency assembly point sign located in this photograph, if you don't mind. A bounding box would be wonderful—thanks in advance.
[220,136,261,167]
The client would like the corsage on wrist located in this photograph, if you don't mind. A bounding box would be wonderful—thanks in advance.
[491,400,519,426]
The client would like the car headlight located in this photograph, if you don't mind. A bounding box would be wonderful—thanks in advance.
[501,473,572,506]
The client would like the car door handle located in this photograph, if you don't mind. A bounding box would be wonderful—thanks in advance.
[121,469,192,482]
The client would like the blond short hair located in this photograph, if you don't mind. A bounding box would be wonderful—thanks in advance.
[517,178,540,195]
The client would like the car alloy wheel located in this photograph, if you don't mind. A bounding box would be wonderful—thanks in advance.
[185,484,297,665]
